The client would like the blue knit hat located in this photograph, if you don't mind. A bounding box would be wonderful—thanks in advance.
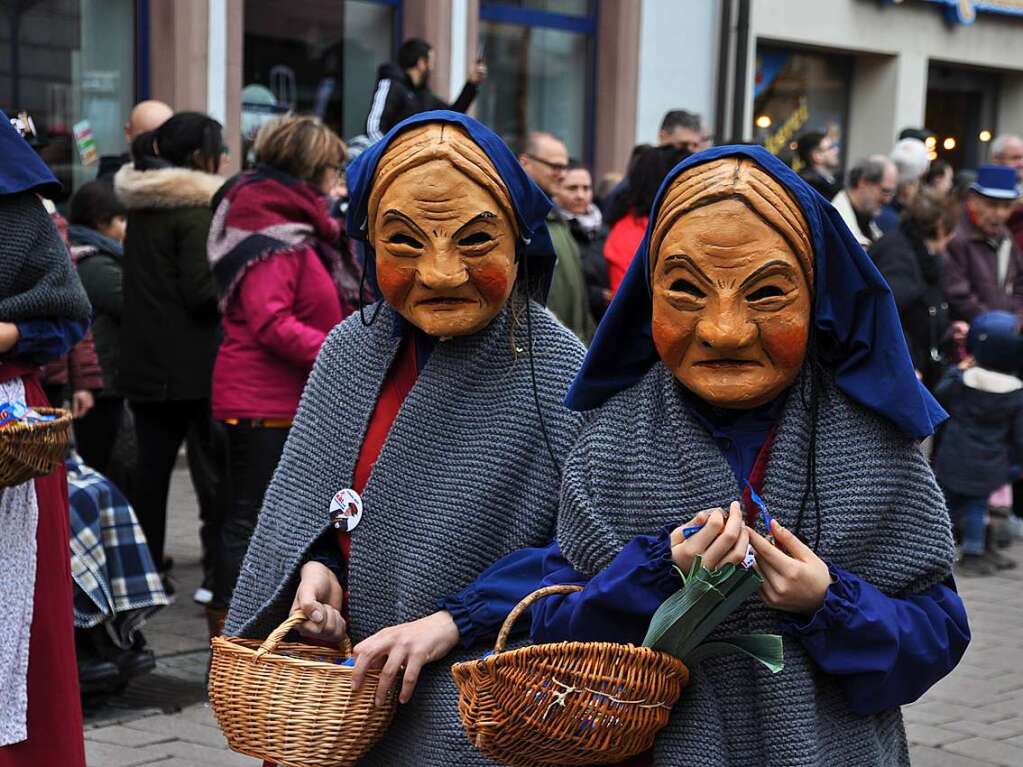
[968,311,1023,374]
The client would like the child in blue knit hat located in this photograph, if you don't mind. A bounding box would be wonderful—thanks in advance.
[934,310,1023,576]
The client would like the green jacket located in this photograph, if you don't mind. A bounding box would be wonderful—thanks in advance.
[545,211,596,344]
[114,164,224,402]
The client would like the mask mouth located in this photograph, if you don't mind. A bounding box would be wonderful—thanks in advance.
[693,358,763,368]
[416,295,477,307]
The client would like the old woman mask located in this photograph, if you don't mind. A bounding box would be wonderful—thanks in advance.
[649,158,814,409]
[367,123,520,337]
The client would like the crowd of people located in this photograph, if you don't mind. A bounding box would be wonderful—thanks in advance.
[0,31,1016,767]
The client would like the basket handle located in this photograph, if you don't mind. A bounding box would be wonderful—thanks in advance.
[493,584,583,654]
[253,610,354,660]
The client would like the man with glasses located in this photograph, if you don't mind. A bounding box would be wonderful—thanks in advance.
[831,155,897,248]
[519,131,595,343]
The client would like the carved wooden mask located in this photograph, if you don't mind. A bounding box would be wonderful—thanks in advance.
[369,123,519,337]
[649,157,814,409]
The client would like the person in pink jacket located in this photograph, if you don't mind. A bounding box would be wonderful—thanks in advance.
[206,115,360,633]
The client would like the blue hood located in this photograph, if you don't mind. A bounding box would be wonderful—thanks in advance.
[0,110,60,198]
[345,110,557,304]
[566,144,947,439]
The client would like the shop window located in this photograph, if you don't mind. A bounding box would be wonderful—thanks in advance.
[476,1,595,162]
[242,0,398,165]
[0,0,138,200]
[752,45,852,168]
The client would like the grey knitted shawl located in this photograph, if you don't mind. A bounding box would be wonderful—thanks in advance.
[0,192,91,324]
[226,300,585,766]
[557,362,955,767]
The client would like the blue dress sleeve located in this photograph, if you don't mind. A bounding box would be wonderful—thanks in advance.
[781,564,970,715]
[529,527,681,647]
[9,318,88,365]
[437,545,553,648]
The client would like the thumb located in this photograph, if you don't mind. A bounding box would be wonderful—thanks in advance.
[296,585,326,624]
[771,520,812,561]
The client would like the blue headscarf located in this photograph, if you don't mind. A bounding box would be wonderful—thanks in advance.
[345,110,557,304]
[566,145,947,439]
[0,110,60,198]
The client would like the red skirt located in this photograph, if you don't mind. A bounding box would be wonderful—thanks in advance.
[0,370,85,767]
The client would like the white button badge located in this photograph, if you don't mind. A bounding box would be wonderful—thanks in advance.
[329,488,363,533]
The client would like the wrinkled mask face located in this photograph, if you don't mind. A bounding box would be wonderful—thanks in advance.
[651,197,812,409]
[373,158,518,337]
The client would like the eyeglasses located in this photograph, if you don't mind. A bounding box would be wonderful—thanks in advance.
[526,154,569,173]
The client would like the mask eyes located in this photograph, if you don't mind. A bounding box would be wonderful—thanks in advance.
[746,285,785,302]
[458,231,494,247]
[670,279,706,298]
[388,233,423,249]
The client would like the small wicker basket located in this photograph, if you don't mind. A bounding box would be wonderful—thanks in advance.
[0,407,72,489]
[209,611,397,767]
[452,585,689,767]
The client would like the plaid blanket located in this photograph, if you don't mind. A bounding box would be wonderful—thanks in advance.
[67,454,168,642]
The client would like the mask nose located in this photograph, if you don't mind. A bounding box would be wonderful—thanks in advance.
[418,247,469,290]
[695,307,756,353]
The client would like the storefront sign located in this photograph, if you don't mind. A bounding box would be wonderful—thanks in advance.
[921,0,1023,24]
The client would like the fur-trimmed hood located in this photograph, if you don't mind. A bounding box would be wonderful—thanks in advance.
[114,163,224,211]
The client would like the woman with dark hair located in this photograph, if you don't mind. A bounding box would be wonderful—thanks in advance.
[603,144,688,295]
[67,180,128,474]
[205,115,361,633]
[870,189,961,389]
[532,147,969,766]
[0,110,91,767]
[115,111,227,595]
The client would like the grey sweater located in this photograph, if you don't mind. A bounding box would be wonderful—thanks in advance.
[226,300,585,766]
[557,363,956,767]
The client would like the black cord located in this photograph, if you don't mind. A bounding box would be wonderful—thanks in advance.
[358,251,383,327]
[522,253,563,479]
[794,332,824,552]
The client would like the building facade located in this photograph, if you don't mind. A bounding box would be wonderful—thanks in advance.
[4,0,1023,200]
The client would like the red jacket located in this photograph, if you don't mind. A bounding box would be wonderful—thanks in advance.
[604,214,648,295]
[212,247,343,420]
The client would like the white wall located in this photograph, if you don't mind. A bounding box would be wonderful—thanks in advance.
[635,0,719,145]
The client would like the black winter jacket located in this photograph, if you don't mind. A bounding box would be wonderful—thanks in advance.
[364,63,478,141]
[114,162,224,402]
[869,223,950,389]
[934,366,1023,497]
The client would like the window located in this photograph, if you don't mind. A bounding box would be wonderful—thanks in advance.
[476,1,596,161]
[0,0,138,200]
[752,45,852,166]
[242,0,397,164]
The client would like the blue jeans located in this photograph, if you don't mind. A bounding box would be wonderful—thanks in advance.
[946,491,988,556]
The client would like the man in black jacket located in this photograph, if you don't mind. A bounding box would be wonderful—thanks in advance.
[365,38,487,141]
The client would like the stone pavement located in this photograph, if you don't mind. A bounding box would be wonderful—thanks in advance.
[81,466,1023,766]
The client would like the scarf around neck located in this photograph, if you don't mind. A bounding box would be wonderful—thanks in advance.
[207,165,361,312]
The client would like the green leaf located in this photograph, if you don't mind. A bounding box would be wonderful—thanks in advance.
[683,634,785,674]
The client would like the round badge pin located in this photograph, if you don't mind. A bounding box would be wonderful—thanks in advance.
[329,488,363,533]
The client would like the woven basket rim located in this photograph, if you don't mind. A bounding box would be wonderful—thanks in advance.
[453,639,689,676]
[210,634,398,682]
[0,407,72,434]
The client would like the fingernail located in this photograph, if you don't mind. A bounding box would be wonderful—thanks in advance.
[311,609,322,622]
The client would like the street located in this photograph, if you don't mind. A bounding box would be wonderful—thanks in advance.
[81,466,1023,767]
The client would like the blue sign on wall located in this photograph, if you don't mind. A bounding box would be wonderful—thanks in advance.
[921,0,1023,25]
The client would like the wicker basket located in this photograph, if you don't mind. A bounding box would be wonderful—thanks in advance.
[0,407,72,489]
[452,585,689,767]
[209,611,397,767]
